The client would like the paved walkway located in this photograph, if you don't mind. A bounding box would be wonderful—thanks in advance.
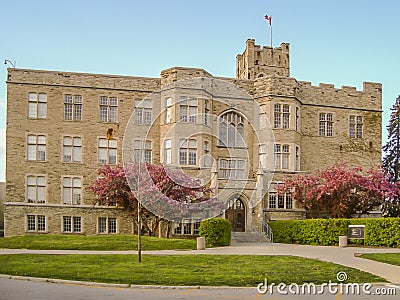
[1,243,400,284]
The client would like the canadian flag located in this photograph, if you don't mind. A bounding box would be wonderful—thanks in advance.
[264,14,272,26]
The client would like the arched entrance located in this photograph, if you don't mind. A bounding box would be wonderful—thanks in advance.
[225,196,246,232]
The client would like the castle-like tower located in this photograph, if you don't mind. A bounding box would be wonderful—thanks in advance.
[236,39,290,79]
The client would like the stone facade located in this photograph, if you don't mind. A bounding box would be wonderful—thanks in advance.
[0,182,5,231]
[4,39,382,237]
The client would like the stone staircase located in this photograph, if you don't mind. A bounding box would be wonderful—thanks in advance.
[231,231,271,243]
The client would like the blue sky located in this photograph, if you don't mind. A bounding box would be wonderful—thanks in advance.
[1,0,399,182]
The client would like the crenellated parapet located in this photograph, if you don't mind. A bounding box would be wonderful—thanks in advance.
[297,81,382,111]
[236,39,290,80]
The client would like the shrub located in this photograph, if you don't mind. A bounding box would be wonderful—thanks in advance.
[269,218,400,247]
[199,218,231,247]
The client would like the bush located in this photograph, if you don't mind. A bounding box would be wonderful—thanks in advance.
[199,218,231,247]
[269,218,400,247]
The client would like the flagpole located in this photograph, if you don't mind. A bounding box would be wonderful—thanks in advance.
[270,16,273,48]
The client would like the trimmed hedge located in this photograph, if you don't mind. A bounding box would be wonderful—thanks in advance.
[269,218,400,247]
[199,218,231,247]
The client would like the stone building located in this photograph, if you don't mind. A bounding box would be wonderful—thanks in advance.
[4,39,382,237]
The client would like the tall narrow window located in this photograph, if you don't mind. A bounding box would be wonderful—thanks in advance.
[99,97,118,123]
[133,140,152,163]
[64,95,82,120]
[179,96,197,123]
[218,112,245,147]
[27,134,46,161]
[274,104,290,129]
[295,146,300,171]
[164,139,172,164]
[28,93,47,118]
[165,97,172,123]
[295,107,300,131]
[282,105,290,129]
[350,115,363,138]
[274,144,290,170]
[204,100,209,125]
[135,99,152,125]
[26,175,46,203]
[62,177,82,205]
[98,138,117,164]
[319,113,333,136]
[63,136,82,162]
[179,139,197,165]
[202,141,212,167]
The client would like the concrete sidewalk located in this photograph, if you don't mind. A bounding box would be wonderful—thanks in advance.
[1,243,400,284]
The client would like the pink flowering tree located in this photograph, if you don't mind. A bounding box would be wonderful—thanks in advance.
[277,163,400,218]
[88,163,214,236]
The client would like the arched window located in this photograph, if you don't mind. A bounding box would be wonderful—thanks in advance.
[218,112,245,147]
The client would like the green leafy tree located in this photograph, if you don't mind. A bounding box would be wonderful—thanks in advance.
[382,95,400,216]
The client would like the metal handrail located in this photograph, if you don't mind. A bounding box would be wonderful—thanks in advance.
[262,221,273,243]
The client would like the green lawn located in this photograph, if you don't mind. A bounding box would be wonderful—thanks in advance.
[359,253,400,266]
[0,254,384,286]
[0,235,196,251]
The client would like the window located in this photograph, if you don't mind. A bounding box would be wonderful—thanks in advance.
[350,115,363,138]
[201,141,212,167]
[173,220,201,235]
[28,93,47,118]
[133,140,152,163]
[274,104,290,129]
[62,177,82,205]
[259,144,267,168]
[63,216,82,233]
[219,159,247,179]
[27,134,46,161]
[204,100,209,125]
[99,96,118,123]
[98,217,117,234]
[179,96,197,123]
[274,144,290,170]
[174,222,182,235]
[27,215,46,232]
[165,97,172,123]
[135,99,152,125]
[63,136,82,162]
[179,139,197,165]
[193,220,201,235]
[64,95,82,120]
[268,192,293,209]
[319,113,333,136]
[98,138,117,164]
[164,139,172,164]
[26,175,46,203]
[295,107,300,131]
[183,219,191,235]
[218,112,245,147]
[295,146,300,171]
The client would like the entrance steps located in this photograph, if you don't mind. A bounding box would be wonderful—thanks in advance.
[231,231,271,243]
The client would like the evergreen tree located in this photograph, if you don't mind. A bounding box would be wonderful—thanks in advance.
[382,95,400,217]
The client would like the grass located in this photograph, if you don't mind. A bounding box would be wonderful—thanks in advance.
[0,235,196,251]
[0,254,385,286]
[358,253,400,266]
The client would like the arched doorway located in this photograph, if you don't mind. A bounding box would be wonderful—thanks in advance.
[225,196,246,232]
